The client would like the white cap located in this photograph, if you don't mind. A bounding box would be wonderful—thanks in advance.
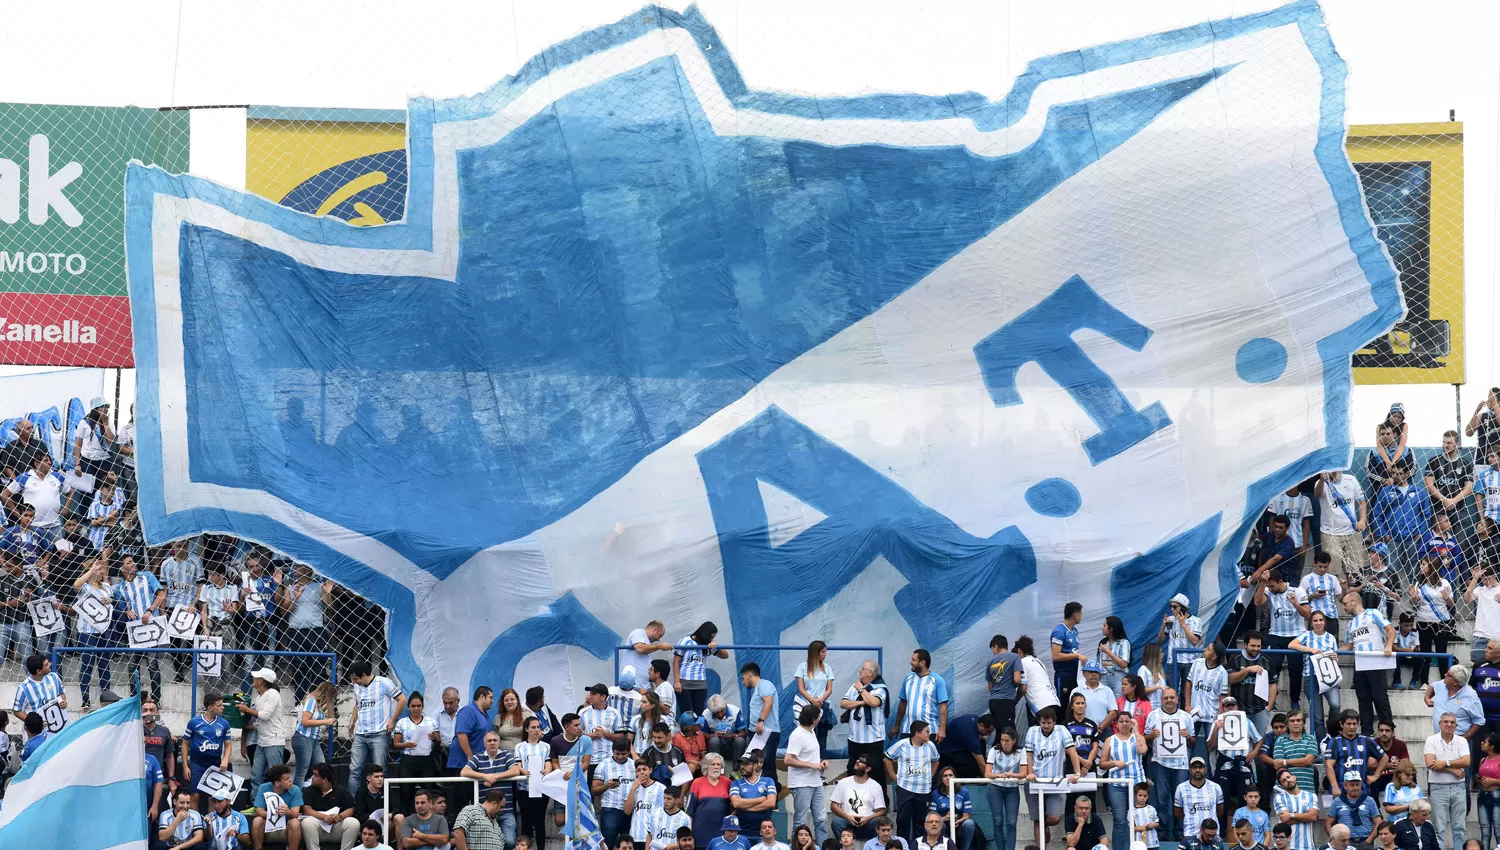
[251,667,277,684]
[1170,593,1191,608]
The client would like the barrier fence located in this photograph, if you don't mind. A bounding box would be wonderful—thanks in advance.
[49,645,338,757]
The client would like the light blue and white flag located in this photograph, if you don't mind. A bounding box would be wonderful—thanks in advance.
[125,2,1401,712]
[0,696,146,850]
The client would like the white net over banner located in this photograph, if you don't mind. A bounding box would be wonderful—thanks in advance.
[121,2,1403,719]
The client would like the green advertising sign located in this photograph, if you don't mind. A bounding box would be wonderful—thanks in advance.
[0,104,189,366]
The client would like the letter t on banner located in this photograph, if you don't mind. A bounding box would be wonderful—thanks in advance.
[974,275,1171,464]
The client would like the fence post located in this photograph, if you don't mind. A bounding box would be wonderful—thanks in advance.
[329,653,338,760]
[191,645,199,722]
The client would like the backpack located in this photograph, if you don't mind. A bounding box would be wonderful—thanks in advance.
[0,732,22,777]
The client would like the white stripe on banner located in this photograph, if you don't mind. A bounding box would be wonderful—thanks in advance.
[0,697,144,830]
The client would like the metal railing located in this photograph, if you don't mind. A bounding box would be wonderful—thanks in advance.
[49,645,338,757]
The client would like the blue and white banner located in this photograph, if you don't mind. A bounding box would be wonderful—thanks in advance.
[124,2,1400,709]
[0,695,146,849]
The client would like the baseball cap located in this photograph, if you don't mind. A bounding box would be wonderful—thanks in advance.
[1343,770,1363,783]
[678,711,700,727]
[1189,756,1207,767]
[1220,696,1237,707]
[585,683,609,696]
[618,667,638,690]
[1082,661,1102,674]
[1367,541,1390,559]
[210,787,235,802]
[250,667,277,684]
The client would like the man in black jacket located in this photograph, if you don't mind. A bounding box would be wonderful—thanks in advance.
[1393,800,1437,850]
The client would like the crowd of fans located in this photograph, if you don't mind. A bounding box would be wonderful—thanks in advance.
[7,397,1500,850]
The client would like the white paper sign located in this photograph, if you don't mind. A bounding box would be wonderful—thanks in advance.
[128,619,168,649]
[1217,710,1250,756]
[746,727,771,754]
[164,605,201,640]
[669,762,694,787]
[1312,653,1343,693]
[27,597,65,637]
[263,791,288,832]
[40,696,67,734]
[526,755,546,797]
[1354,651,1397,671]
[241,572,266,614]
[538,768,570,803]
[198,765,244,800]
[318,807,339,833]
[196,636,224,677]
[1253,670,1270,705]
[76,595,111,631]
[1155,714,1189,759]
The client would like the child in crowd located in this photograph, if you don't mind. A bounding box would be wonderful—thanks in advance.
[1131,782,1159,850]
[1389,614,1421,689]
[1231,787,1270,846]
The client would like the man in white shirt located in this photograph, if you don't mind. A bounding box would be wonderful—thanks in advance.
[240,667,290,792]
[785,704,829,843]
[1314,471,1368,586]
[624,620,673,680]
[1423,712,1470,850]
[1,453,65,543]
[831,754,888,841]
[1076,663,1117,726]
[437,687,461,750]
[757,820,791,850]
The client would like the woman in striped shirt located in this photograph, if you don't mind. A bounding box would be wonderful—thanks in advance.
[292,682,336,787]
[1381,758,1421,824]
[633,692,666,756]
[673,622,726,718]
[515,717,552,850]
[1288,612,1342,717]
[794,640,836,751]
[1409,558,1456,687]
[1099,714,1147,850]
[985,728,1024,850]
[1096,617,1131,696]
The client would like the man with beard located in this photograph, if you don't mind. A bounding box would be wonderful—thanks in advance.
[831,753,888,841]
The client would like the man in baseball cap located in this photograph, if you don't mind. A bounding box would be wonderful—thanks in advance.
[242,667,286,790]
[1077,661,1115,725]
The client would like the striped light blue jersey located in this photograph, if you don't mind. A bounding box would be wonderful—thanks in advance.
[160,555,204,609]
[629,783,667,840]
[159,809,207,845]
[1273,788,1319,850]
[596,754,636,809]
[1299,572,1343,619]
[1346,609,1391,653]
[352,676,404,734]
[609,687,643,730]
[1104,734,1145,783]
[987,746,1023,777]
[85,489,124,549]
[1395,629,1419,651]
[1382,783,1421,822]
[632,717,655,756]
[1167,615,1204,666]
[645,807,692,848]
[206,809,249,848]
[1144,709,1193,770]
[1173,779,1224,840]
[296,696,328,740]
[1023,725,1075,780]
[199,581,240,622]
[12,671,64,714]
[113,571,162,620]
[1295,630,1338,653]
[675,635,708,681]
[1132,804,1160,848]
[74,581,113,635]
[1098,639,1131,678]
[580,706,624,763]
[899,672,949,733]
[1267,492,1313,548]
[885,737,939,794]
[1480,467,1500,521]
[1187,660,1229,722]
[514,740,550,791]
[1267,587,1308,637]
[843,681,889,744]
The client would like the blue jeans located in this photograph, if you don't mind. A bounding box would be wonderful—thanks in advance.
[292,732,326,788]
[1150,762,1188,840]
[1430,781,1467,850]
[949,818,977,850]
[252,744,287,791]
[348,731,388,797]
[600,807,628,847]
[77,630,112,701]
[831,816,878,842]
[989,785,1020,850]
[791,784,829,843]
[1105,781,1131,850]
[499,810,517,848]
[1479,789,1500,850]
[0,622,32,666]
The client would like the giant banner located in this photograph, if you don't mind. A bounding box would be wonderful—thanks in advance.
[0,105,188,367]
[125,3,1400,708]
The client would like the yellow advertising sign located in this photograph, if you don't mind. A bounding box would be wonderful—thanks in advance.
[245,107,407,226]
[1348,122,1464,385]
